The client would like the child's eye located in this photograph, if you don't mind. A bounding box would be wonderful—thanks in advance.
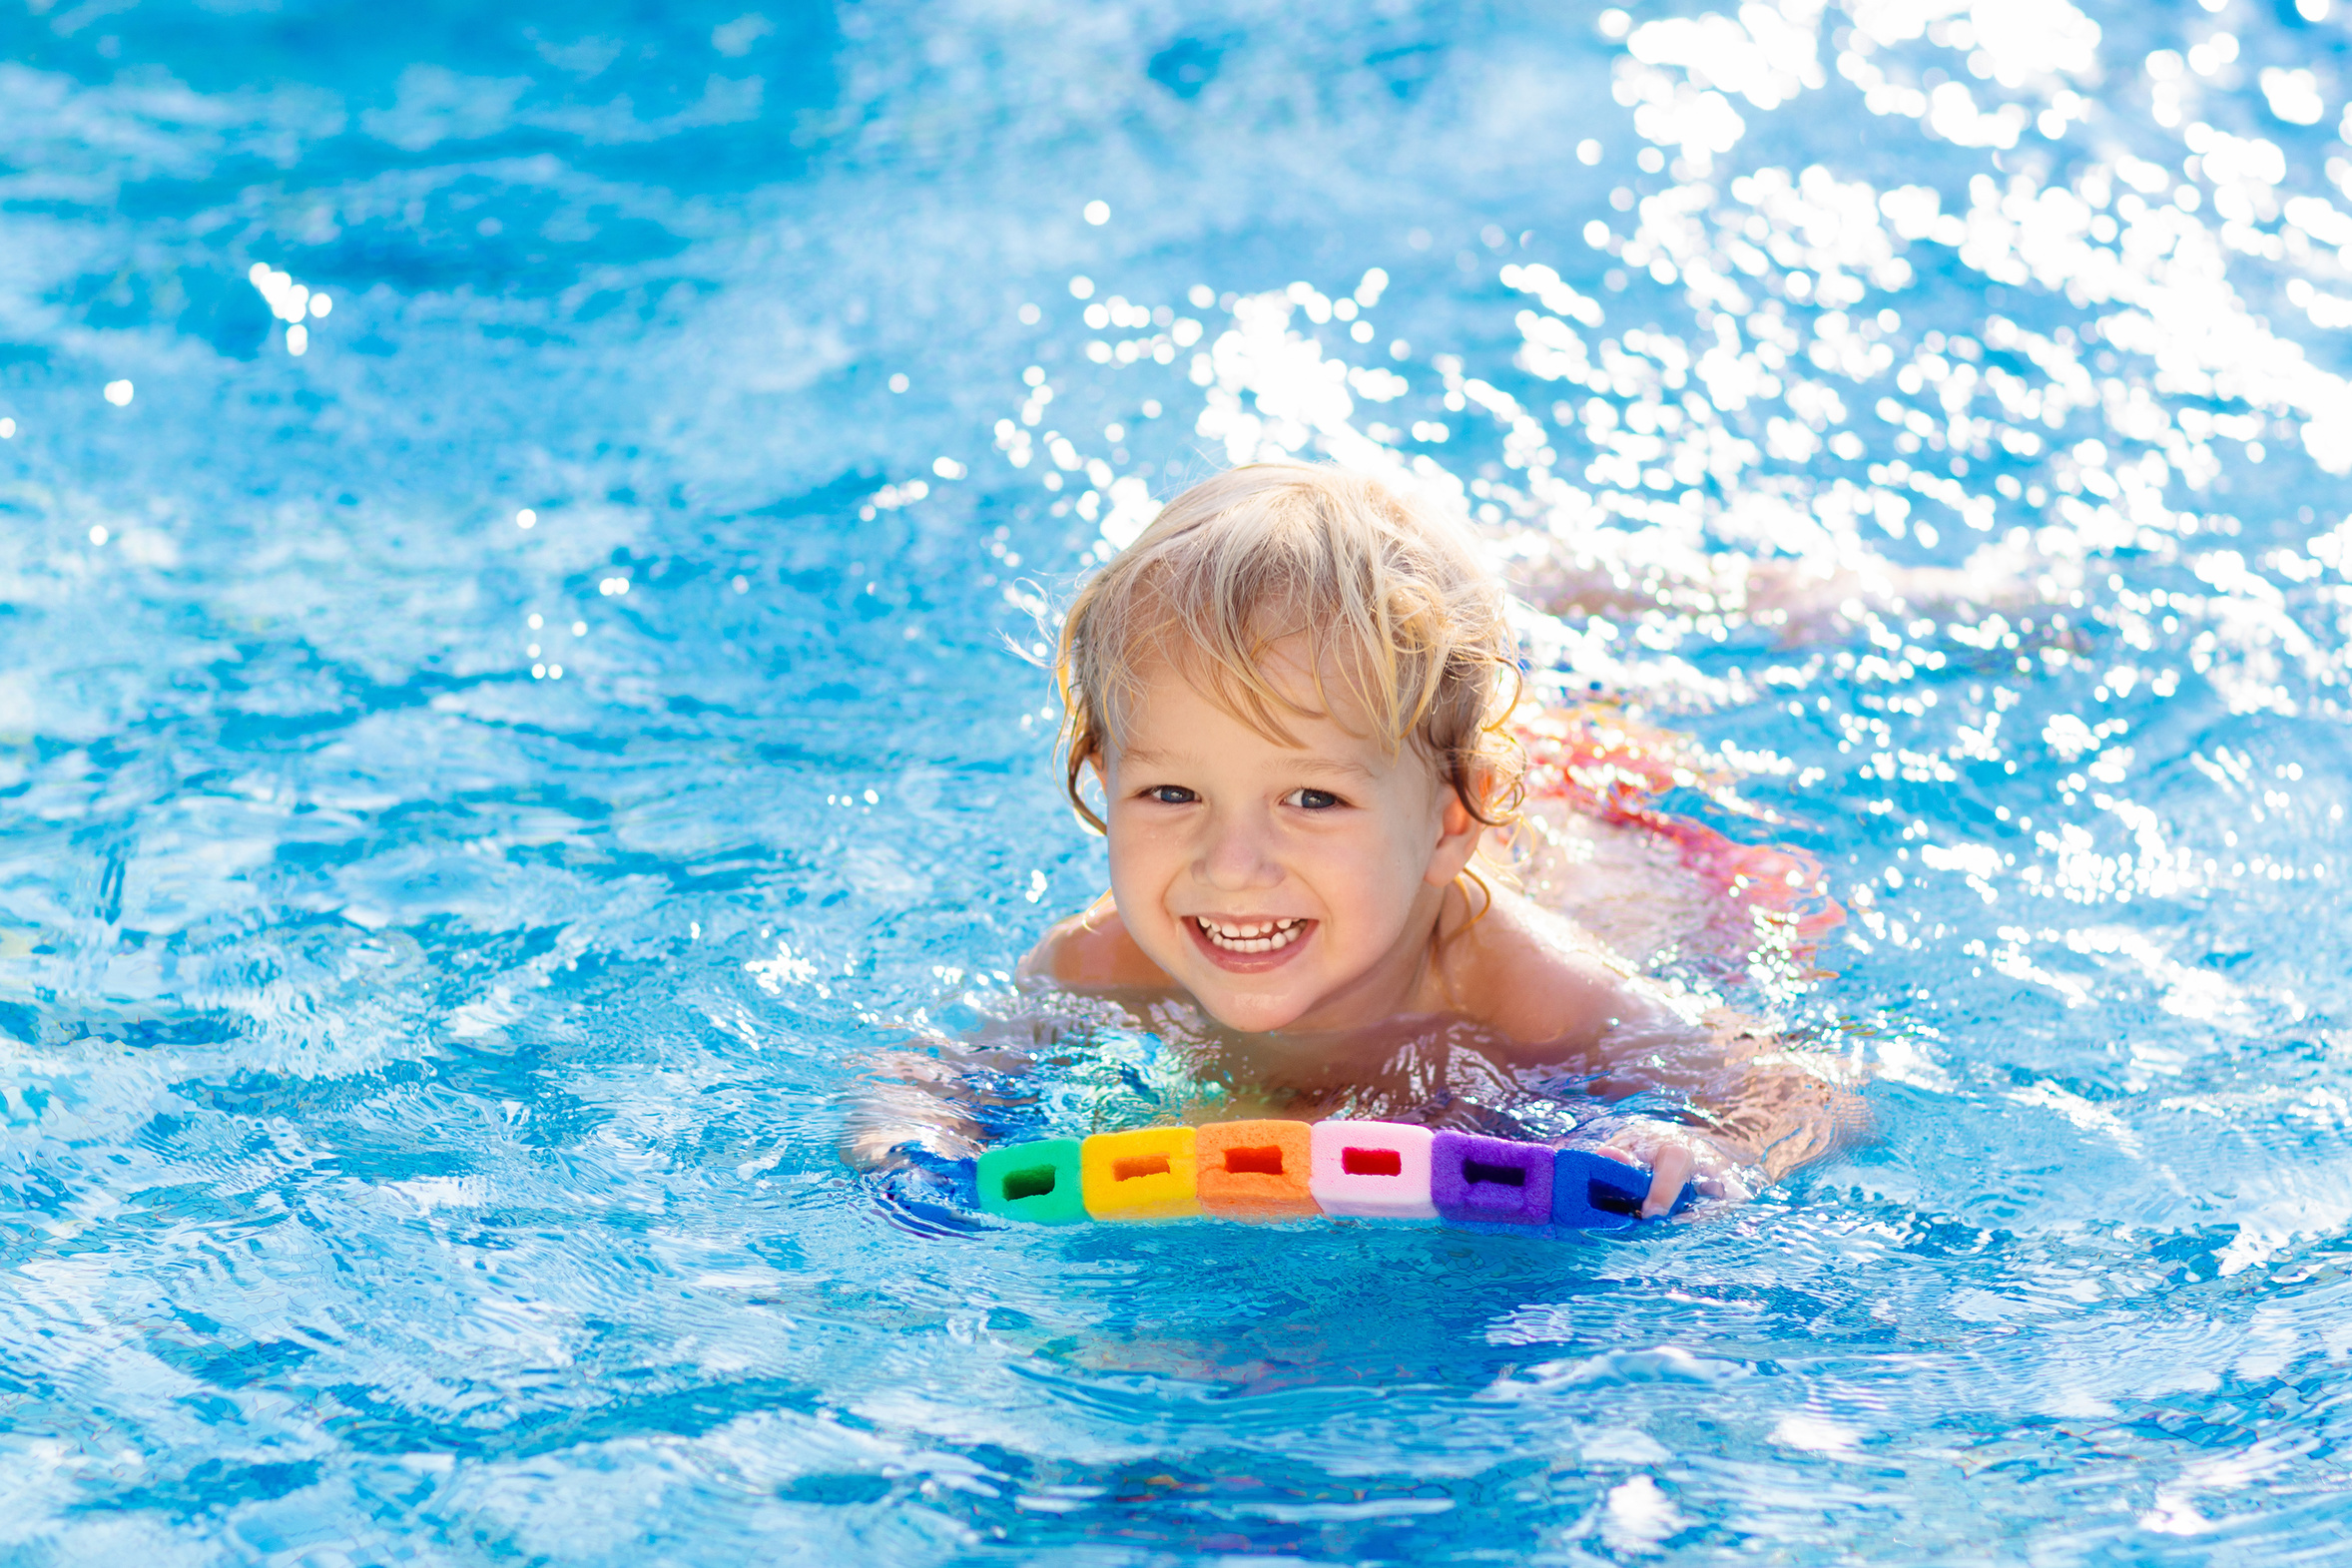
[1143,784,1197,805]
[1284,787,1344,810]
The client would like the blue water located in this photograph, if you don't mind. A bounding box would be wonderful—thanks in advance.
[9,0,2352,1560]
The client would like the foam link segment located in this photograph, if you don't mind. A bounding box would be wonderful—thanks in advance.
[972,1119,1695,1232]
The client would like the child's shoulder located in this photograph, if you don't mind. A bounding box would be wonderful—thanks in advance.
[1018,900,1173,988]
[1440,884,1668,1051]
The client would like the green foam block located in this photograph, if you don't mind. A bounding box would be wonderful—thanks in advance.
[975,1138,1088,1225]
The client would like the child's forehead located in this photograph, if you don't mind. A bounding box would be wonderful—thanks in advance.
[1126,645,1379,733]
[1133,622,1390,701]
[1111,663,1424,777]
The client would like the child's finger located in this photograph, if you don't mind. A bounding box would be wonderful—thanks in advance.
[1641,1141,1695,1217]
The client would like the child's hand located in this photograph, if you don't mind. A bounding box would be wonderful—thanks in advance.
[1593,1122,1755,1218]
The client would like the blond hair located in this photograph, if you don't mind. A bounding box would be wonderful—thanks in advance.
[1052,462,1524,832]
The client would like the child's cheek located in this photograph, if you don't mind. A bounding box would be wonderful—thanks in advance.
[1101,821,1165,921]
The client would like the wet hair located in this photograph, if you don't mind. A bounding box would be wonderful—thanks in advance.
[1052,461,1524,833]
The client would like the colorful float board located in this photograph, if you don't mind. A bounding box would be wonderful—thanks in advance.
[973,1138,1087,1226]
[1552,1147,1669,1230]
[1430,1130,1555,1227]
[1078,1126,1201,1220]
[973,1119,1696,1231]
[1309,1121,1438,1219]
[1195,1119,1319,1221]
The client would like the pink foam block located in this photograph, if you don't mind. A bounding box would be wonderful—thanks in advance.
[1308,1121,1437,1219]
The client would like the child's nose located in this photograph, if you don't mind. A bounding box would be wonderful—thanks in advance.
[1195,808,1281,889]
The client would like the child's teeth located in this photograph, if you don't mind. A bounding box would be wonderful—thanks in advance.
[1196,917,1304,952]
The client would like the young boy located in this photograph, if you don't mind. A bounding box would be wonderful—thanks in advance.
[1013,462,1860,1216]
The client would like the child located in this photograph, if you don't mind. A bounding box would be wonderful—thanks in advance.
[1001,462,1862,1216]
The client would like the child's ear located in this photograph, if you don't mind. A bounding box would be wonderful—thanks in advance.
[1424,788,1484,887]
[1080,750,1116,826]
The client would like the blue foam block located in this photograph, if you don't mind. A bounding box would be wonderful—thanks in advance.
[1550,1148,1697,1230]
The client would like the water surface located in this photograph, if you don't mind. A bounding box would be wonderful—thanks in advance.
[7,0,2352,1561]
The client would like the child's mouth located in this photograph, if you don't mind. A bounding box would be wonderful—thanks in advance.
[1188,915,1313,969]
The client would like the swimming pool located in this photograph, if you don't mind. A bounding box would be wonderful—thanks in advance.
[7,0,2352,1559]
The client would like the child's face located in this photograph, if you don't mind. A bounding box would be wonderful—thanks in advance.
[1096,644,1482,1035]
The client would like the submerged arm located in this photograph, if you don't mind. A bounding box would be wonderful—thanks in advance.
[1582,1006,1873,1213]
[1689,1019,1875,1181]
[843,902,1170,1176]
[841,1038,995,1173]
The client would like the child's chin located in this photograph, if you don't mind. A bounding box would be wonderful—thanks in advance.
[1195,990,1308,1035]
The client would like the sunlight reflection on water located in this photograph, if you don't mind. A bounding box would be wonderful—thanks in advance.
[4,0,2352,1561]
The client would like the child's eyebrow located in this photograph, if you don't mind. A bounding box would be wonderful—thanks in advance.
[1117,746,1378,783]
[1287,756,1378,783]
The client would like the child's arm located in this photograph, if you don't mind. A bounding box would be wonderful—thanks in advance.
[843,908,1169,1179]
[1582,1012,1871,1216]
[836,905,1145,1194]
[841,1038,991,1174]
[1451,890,1870,1215]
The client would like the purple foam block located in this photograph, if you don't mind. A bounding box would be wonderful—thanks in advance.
[1429,1131,1554,1227]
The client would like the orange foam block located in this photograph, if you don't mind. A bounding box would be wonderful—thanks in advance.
[1193,1120,1319,1221]
[1079,1127,1200,1221]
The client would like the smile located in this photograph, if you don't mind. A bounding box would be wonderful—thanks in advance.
[1192,915,1309,954]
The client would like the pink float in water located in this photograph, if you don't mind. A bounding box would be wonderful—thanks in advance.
[1307,1120,1438,1219]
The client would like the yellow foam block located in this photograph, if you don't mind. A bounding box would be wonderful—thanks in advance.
[1080,1126,1200,1221]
